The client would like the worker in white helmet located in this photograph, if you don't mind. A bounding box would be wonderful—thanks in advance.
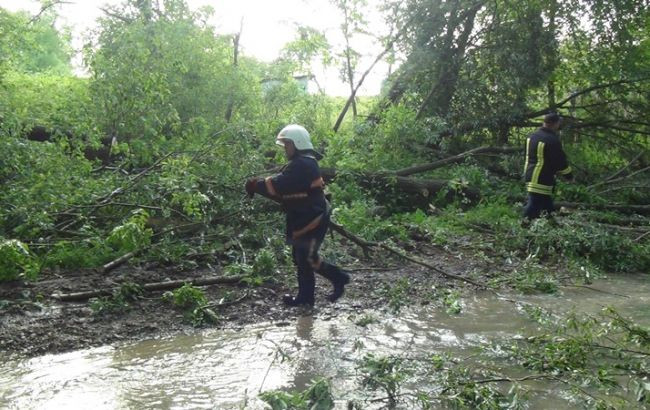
[245,124,350,307]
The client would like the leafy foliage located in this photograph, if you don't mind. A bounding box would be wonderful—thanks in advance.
[164,283,206,309]
[106,209,153,253]
[358,353,407,405]
[0,238,39,281]
[89,282,143,315]
[0,7,71,77]
[163,283,218,326]
[259,378,335,410]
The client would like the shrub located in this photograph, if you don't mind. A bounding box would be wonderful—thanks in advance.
[106,209,153,253]
[260,378,334,410]
[0,238,39,281]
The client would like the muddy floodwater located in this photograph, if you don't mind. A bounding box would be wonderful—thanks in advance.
[2,274,649,409]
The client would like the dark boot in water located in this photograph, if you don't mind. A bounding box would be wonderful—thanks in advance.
[317,263,350,302]
[283,269,315,307]
[282,294,314,307]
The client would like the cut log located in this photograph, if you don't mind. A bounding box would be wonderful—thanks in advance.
[321,168,480,204]
[395,146,522,177]
[102,250,141,273]
[52,275,246,302]
[556,201,650,215]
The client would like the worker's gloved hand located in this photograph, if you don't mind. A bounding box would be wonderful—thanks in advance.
[245,178,258,197]
[564,172,574,182]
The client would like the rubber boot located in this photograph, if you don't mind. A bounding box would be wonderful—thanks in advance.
[283,269,315,307]
[317,263,350,302]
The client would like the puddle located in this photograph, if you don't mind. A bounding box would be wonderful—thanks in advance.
[1,274,648,409]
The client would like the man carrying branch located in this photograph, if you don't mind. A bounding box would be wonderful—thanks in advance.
[245,124,350,307]
[523,112,573,220]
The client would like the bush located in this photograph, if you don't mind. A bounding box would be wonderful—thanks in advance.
[0,238,39,281]
[260,378,334,410]
[42,239,115,270]
[106,209,153,253]
[526,217,650,272]
[164,283,207,309]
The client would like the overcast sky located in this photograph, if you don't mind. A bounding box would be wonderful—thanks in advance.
[0,0,390,96]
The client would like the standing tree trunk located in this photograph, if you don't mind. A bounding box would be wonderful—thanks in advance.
[225,19,243,123]
[546,0,558,111]
[345,48,358,118]
[415,2,481,120]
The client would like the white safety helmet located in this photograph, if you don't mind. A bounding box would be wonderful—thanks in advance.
[275,124,314,151]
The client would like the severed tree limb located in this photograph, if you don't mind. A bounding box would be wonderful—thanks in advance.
[395,146,521,177]
[94,151,176,206]
[102,249,143,273]
[55,151,176,232]
[526,77,650,119]
[329,221,488,290]
[203,291,249,309]
[635,231,650,242]
[320,167,480,203]
[602,151,644,183]
[588,165,650,190]
[52,275,246,302]
[556,201,650,215]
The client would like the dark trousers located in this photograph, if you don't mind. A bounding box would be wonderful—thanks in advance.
[523,192,555,219]
[290,215,345,304]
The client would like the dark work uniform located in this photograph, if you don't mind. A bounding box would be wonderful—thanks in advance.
[255,153,348,306]
[523,127,572,219]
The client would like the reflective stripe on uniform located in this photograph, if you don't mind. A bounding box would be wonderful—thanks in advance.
[292,214,324,240]
[310,177,325,189]
[524,138,530,174]
[306,238,322,270]
[282,193,309,200]
[265,177,277,197]
[526,182,553,195]
[558,166,572,175]
[531,141,545,185]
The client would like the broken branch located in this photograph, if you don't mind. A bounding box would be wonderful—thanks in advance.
[52,275,246,302]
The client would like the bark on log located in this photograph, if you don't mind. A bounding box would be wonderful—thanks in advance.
[320,165,646,214]
[320,168,480,203]
[395,146,522,177]
[556,201,650,215]
[51,275,246,302]
[102,250,140,273]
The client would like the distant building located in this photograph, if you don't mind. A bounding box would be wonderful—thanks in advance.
[261,74,318,94]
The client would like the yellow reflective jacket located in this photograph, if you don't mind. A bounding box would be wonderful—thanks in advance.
[524,127,572,195]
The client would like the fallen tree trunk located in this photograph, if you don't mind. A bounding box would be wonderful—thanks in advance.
[102,250,141,273]
[52,275,246,302]
[321,165,647,214]
[321,168,480,204]
[556,201,650,215]
[395,146,522,177]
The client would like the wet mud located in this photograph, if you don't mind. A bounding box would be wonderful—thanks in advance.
[0,243,486,358]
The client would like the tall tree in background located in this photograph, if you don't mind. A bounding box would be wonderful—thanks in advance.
[331,0,369,118]
[85,0,258,161]
[375,0,649,148]
[0,6,71,78]
[276,25,331,86]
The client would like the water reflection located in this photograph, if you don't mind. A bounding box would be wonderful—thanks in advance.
[292,314,315,392]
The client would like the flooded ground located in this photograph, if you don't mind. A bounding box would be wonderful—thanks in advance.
[2,274,648,409]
